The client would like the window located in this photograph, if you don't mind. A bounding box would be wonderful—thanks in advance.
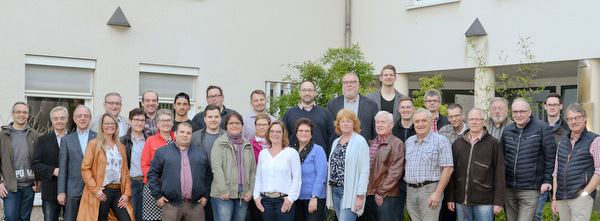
[25,55,95,134]
[406,0,460,10]
[265,81,293,117]
[139,63,198,118]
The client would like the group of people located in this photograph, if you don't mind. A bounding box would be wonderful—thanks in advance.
[0,64,598,221]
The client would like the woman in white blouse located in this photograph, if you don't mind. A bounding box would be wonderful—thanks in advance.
[254,121,302,221]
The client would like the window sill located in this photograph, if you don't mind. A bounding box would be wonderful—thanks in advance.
[406,0,460,10]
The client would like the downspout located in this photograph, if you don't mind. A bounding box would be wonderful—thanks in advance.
[345,0,351,48]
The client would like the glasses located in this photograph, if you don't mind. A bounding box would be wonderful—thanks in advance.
[511,110,529,115]
[297,129,311,134]
[105,102,122,106]
[566,115,583,123]
[425,99,440,103]
[102,122,117,126]
[207,94,222,99]
[131,118,146,124]
[270,130,283,134]
[546,103,561,108]
[227,122,242,126]
[342,80,358,85]
[299,89,316,93]
[159,119,173,124]
[75,114,91,119]
[467,118,485,122]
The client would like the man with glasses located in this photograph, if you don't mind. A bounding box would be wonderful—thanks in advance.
[142,90,160,136]
[90,92,129,136]
[533,93,569,221]
[192,85,237,130]
[501,98,556,221]
[486,97,512,140]
[446,108,505,221]
[0,102,41,221]
[32,106,69,221]
[327,73,379,140]
[551,103,600,221]
[57,105,96,221]
[282,80,336,156]
[423,89,449,133]
[172,92,201,132]
[437,103,467,221]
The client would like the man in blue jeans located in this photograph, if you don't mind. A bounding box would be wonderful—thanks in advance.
[0,102,40,221]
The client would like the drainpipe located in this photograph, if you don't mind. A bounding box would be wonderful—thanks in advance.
[345,0,351,48]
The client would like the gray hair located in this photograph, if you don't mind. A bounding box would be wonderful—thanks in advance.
[156,109,173,120]
[413,108,433,121]
[468,108,485,119]
[512,98,531,110]
[343,72,359,83]
[424,89,442,102]
[565,103,586,117]
[12,102,28,113]
[104,92,122,102]
[50,106,69,118]
[489,97,508,109]
[375,111,393,123]
[73,105,91,116]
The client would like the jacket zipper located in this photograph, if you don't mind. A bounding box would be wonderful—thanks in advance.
[564,142,574,199]
[464,141,476,204]
[513,132,522,187]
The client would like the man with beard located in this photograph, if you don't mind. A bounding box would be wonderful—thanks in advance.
[327,73,379,140]
[486,97,512,140]
[172,92,201,132]
[282,80,336,156]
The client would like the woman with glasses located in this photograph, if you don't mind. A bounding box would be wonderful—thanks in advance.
[140,109,175,220]
[254,121,302,221]
[211,112,257,221]
[292,118,327,221]
[78,113,133,220]
[326,109,370,221]
[248,113,273,221]
[119,108,149,221]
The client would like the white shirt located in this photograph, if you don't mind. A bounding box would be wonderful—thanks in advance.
[253,147,302,202]
[103,144,123,186]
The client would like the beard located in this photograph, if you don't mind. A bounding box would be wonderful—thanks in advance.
[492,114,506,123]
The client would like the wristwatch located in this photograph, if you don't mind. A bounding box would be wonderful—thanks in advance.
[311,195,318,199]
[357,195,365,200]
[582,191,589,197]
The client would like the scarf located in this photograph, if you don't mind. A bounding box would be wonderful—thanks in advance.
[293,139,314,164]
[228,132,245,189]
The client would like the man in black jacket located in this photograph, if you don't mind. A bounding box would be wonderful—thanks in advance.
[423,89,449,133]
[32,106,68,221]
[147,122,212,220]
[501,98,556,221]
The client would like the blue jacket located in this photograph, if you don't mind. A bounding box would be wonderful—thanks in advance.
[501,116,556,190]
[555,128,598,200]
[147,143,212,208]
[296,143,327,200]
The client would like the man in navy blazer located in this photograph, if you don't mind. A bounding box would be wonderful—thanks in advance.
[32,106,69,221]
[327,73,378,140]
[56,105,97,221]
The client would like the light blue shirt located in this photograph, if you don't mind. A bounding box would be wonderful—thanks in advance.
[130,134,145,177]
[343,95,360,116]
[77,129,90,154]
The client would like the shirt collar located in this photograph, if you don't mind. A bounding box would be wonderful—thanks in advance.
[298,102,315,110]
[343,95,359,104]
[77,129,89,136]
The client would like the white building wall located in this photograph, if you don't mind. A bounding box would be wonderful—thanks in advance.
[0,0,345,121]
[352,0,600,73]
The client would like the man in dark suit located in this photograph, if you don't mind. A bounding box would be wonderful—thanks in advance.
[327,73,378,140]
[56,105,97,221]
[423,89,450,133]
[32,106,69,221]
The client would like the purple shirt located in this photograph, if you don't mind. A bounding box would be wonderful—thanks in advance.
[178,144,193,200]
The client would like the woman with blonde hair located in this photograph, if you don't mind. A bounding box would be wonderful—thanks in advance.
[326,109,370,221]
[78,113,133,220]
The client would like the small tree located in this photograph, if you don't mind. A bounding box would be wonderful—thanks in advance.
[411,74,448,116]
[268,44,376,118]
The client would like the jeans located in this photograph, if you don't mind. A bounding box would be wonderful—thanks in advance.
[366,195,400,221]
[455,204,494,221]
[42,200,63,221]
[294,198,326,221]
[211,197,249,221]
[63,196,81,221]
[397,179,407,221]
[260,193,296,221]
[2,184,35,221]
[331,186,358,221]
[98,187,131,221]
[130,179,143,221]
[533,191,548,221]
